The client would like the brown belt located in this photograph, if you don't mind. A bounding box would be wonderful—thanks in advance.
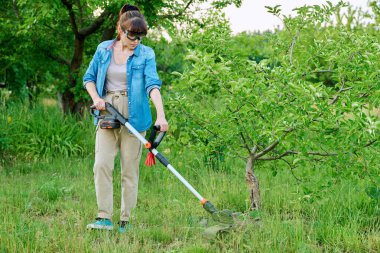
[106,90,127,96]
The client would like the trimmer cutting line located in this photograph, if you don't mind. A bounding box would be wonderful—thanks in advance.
[90,102,234,225]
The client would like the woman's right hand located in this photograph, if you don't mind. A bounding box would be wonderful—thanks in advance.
[93,98,106,110]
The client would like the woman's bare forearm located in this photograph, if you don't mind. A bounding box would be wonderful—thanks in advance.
[150,88,165,118]
[86,82,105,110]
[150,88,168,131]
[85,82,100,101]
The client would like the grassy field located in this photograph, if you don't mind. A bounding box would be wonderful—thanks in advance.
[1,149,379,252]
[0,101,378,252]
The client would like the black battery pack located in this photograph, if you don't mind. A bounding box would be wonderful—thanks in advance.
[99,115,121,129]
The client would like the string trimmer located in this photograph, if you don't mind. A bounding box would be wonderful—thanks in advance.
[90,103,234,227]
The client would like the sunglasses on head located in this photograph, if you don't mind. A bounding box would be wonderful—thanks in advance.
[123,30,143,41]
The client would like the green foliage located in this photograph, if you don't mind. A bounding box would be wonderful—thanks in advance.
[1,100,93,161]
[168,2,380,183]
[230,32,274,64]
[144,37,187,86]
[0,1,379,250]
[1,0,243,111]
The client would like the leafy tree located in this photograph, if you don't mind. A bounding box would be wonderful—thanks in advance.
[169,2,380,210]
[1,0,242,113]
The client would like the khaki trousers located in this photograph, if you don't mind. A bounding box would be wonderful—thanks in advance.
[94,92,144,221]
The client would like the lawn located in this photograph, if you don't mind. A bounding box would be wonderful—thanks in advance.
[1,150,378,252]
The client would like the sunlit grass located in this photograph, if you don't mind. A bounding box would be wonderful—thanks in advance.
[1,154,379,252]
[1,101,378,252]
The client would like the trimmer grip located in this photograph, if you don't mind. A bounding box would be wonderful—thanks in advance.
[90,105,96,116]
[148,125,166,149]
[90,105,105,119]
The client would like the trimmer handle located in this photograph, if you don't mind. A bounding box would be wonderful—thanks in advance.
[89,103,128,125]
[90,105,105,119]
[148,125,166,149]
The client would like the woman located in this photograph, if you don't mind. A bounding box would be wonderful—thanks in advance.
[83,9,168,232]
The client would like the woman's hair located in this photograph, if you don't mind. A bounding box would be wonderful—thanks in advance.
[119,4,140,17]
[118,15,148,39]
[116,5,146,40]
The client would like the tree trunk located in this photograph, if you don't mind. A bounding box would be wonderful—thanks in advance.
[59,0,116,114]
[245,154,260,210]
[62,37,85,114]
[62,88,75,114]
[61,25,114,114]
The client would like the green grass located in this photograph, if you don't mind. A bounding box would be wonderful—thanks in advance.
[1,101,93,161]
[1,99,378,252]
[1,153,379,252]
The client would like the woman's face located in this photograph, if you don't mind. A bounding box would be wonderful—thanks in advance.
[119,26,142,50]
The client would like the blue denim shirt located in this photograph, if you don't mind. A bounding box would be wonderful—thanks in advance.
[83,40,162,132]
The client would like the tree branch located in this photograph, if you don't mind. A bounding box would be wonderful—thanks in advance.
[257,150,337,161]
[246,101,268,122]
[364,139,377,147]
[159,0,194,19]
[254,128,294,159]
[61,0,79,37]
[254,139,280,159]
[259,138,377,162]
[178,105,218,137]
[227,106,253,154]
[307,151,338,156]
[312,69,335,73]
[289,29,300,65]
[45,50,71,66]
[76,0,84,26]
[256,150,298,160]
[79,9,112,37]
[251,145,258,155]
[280,158,302,182]
[12,0,21,20]
[330,76,348,105]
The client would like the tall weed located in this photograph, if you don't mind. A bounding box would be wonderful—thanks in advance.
[2,100,93,160]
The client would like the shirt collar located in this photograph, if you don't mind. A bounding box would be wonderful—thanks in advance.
[107,39,141,57]
[106,39,117,51]
[133,44,141,57]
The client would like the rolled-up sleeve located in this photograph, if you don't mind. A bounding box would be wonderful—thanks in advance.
[83,48,100,88]
[144,50,162,96]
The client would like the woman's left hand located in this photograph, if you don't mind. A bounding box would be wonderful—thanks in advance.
[155,117,169,132]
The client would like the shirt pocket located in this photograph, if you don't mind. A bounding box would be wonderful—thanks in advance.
[132,64,145,79]
[97,51,110,78]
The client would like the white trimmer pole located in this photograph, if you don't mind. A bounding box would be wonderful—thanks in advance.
[124,121,205,202]
[124,122,150,146]
[152,149,204,201]
[122,121,225,218]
